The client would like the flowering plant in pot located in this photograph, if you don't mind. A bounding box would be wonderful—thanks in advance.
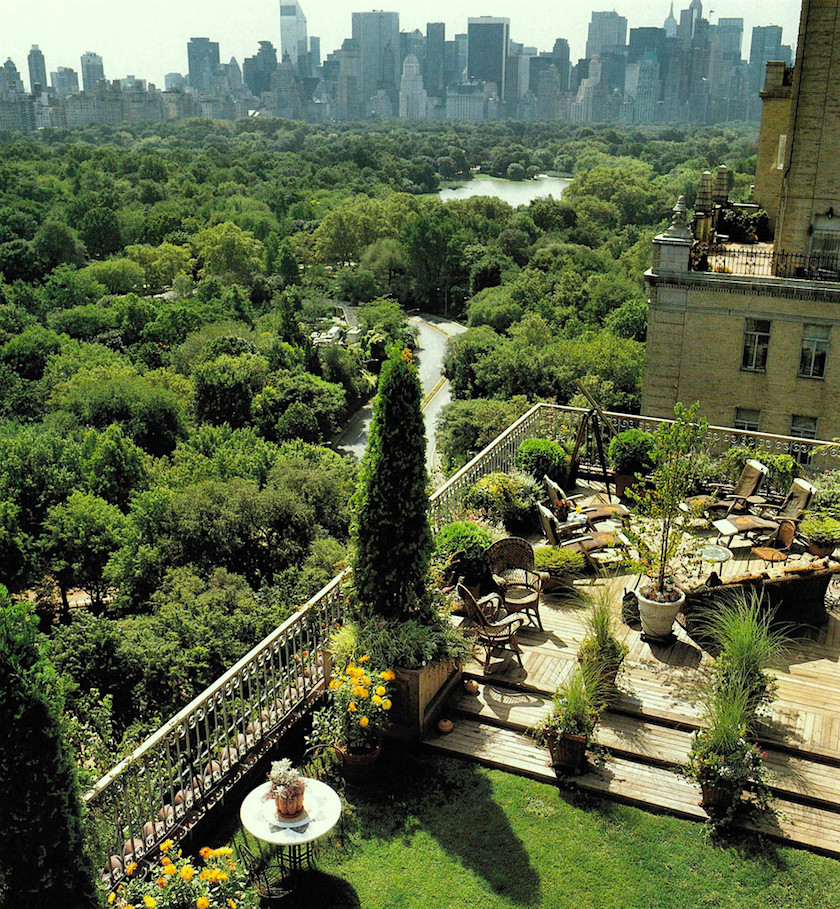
[532,664,603,774]
[625,403,707,641]
[267,758,306,817]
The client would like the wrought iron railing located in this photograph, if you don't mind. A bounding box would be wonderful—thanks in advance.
[689,243,840,282]
[87,570,348,887]
[89,403,838,881]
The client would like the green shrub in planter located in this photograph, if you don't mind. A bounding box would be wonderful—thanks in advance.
[465,471,541,533]
[515,438,570,486]
[799,514,840,549]
[434,521,493,584]
[812,472,840,518]
[608,429,655,476]
[533,546,587,577]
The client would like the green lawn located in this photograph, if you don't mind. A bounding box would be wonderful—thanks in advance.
[229,749,840,909]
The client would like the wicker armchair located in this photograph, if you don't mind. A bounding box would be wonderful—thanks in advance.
[456,582,525,672]
[486,537,543,629]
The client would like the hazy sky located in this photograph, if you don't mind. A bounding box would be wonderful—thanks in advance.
[3,1,801,89]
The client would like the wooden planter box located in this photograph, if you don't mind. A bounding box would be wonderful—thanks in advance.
[385,660,462,744]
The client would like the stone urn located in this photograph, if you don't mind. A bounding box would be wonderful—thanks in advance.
[636,585,685,642]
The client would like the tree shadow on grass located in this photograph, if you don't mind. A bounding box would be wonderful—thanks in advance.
[343,744,542,906]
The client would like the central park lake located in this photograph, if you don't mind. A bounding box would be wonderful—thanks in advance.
[438,173,571,205]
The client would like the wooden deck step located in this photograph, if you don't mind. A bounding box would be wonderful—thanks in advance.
[425,719,840,857]
[451,682,840,813]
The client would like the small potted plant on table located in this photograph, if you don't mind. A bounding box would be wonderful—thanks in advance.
[267,758,306,817]
[533,664,602,774]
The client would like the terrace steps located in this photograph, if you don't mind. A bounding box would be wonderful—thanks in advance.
[425,679,840,856]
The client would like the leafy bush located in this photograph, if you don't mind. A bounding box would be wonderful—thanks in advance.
[533,546,586,576]
[718,446,798,496]
[434,521,493,583]
[799,515,840,547]
[812,471,840,518]
[608,429,655,475]
[515,437,570,486]
[465,471,541,533]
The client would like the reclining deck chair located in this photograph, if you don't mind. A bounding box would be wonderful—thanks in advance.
[685,458,769,517]
[727,478,815,542]
[544,476,629,526]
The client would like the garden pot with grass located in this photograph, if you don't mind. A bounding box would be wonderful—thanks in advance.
[533,665,601,775]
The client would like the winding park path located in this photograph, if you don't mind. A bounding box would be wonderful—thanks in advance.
[332,314,467,472]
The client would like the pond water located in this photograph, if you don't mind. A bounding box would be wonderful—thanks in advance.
[438,174,571,206]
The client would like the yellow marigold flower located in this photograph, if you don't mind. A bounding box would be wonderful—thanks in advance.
[328,679,336,690]
[126,905,136,909]
[163,864,177,876]
[160,857,171,866]
[199,870,211,880]
[348,701,357,712]
[360,675,371,687]
[180,865,195,881]
[376,685,386,697]
[359,654,370,663]
[199,846,213,860]
[218,872,229,882]
[227,901,238,909]
[214,847,233,857]
[381,670,396,681]
[359,716,369,727]
[197,899,210,909]
[157,877,166,888]
[382,699,392,710]
[160,839,174,852]
[143,897,157,909]
[372,695,383,706]
[126,861,137,875]
[108,894,116,904]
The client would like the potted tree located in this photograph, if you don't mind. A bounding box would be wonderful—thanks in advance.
[576,586,629,704]
[628,403,708,642]
[798,514,840,557]
[533,664,603,774]
[607,429,655,498]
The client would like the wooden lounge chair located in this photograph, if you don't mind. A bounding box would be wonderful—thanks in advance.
[728,478,815,541]
[456,583,525,672]
[684,458,769,517]
[544,476,629,525]
[487,537,543,629]
[750,519,797,570]
[538,503,624,570]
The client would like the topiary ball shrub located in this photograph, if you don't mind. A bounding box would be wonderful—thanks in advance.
[608,429,656,475]
[515,438,570,486]
[435,521,493,584]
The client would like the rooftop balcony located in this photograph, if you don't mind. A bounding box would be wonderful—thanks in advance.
[89,404,840,886]
[688,241,840,283]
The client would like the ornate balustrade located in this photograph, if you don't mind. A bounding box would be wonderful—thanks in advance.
[87,570,348,887]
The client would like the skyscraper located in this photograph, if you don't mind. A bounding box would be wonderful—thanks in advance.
[351,11,400,110]
[27,45,47,94]
[80,52,105,91]
[0,59,25,94]
[399,55,427,119]
[243,42,277,97]
[51,66,79,97]
[467,17,509,97]
[585,11,628,58]
[425,22,445,98]
[280,1,308,64]
[187,38,220,95]
[749,25,792,94]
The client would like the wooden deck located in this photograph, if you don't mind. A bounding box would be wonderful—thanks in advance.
[426,571,840,858]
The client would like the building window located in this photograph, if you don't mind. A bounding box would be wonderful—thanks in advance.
[733,408,761,432]
[790,414,818,464]
[798,324,830,378]
[741,319,770,372]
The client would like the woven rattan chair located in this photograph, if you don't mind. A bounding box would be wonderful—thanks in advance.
[456,582,525,672]
[487,537,543,629]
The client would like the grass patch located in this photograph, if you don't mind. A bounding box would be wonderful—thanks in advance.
[221,748,840,909]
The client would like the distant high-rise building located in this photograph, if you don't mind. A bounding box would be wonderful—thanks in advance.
[243,41,277,96]
[425,22,445,97]
[27,45,47,94]
[749,25,792,94]
[585,11,628,59]
[165,73,187,91]
[338,37,363,119]
[280,1,308,65]
[309,37,321,70]
[530,39,571,96]
[663,2,678,39]
[51,66,79,97]
[1,58,25,94]
[187,37,220,95]
[80,52,105,91]
[352,10,400,110]
[399,54,427,119]
[467,17,509,97]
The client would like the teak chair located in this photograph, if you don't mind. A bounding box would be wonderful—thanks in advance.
[750,518,797,570]
[685,458,769,517]
[456,582,525,672]
[729,478,815,541]
[544,475,629,525]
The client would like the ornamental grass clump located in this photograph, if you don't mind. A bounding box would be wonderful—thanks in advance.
[576,586,629,707]
[310,656,395,755]
[113,839,257,909]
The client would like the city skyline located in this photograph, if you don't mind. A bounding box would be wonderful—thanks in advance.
[4,0,800,88]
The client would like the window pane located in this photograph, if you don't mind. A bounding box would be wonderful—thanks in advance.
[790,415,818,438]
[734,408,760,431]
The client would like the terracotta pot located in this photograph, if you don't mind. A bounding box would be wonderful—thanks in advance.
[808,541,836,557]
[336,743,381,783]
[547,731,588,774]
[275,787,305,817]
[636,586,685,642]
[699,782,736,812]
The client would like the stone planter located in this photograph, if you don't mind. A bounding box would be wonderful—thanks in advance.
[386,660,462,744]
[547,731,588,774]
[636,586,685,642]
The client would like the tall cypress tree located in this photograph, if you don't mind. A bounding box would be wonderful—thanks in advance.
[352,348,433,620]
[0,587,97,909]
